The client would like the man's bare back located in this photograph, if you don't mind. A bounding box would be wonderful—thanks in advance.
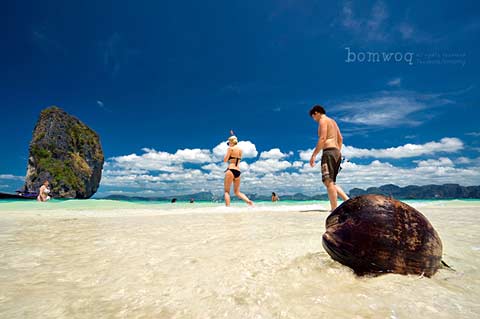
[320,115,343,150]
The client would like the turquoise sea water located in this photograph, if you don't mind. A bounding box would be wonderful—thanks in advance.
[0,199,329,212]
[1,198,479,212]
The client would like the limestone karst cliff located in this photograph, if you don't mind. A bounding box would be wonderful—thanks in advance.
[23,106,104,198]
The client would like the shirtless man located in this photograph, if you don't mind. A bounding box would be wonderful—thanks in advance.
[309,105,349,210]
[37,180,51,202]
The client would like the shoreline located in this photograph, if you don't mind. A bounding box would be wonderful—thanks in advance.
[1,200,479,219]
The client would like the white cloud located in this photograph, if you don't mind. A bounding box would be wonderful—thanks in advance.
[342,138,463,159]
[396,22,437,43]
[298,149,314,161]
[212,142,229,159]
[336,94,426,127]
[260,148,291,159]
[341,1,361,29]
[213,140,258,159]
[102,169,150,177]
[249,156,480,196]
[110,147,213,172]
[96,100,112,112]
[98,137,479,197]
[237,141,258,158]
[0,174,25,193]
[140,147,212,164]
[174,148,213,163]
[341,0,389,42]
[201,163,225,173]
[466,132,480,137]
[298,162,318,174]
[239,161,250,171]
[100,153,480,197]
[0,174,25,180]
[101,141,257,196]
[340,2,435,44]
[456,157,480,165]
[332,89,467,129]
[248,159,292,174]
[298,138,463,161]
[387,77,401,87]
[367,0,389,40]
[292,161,304,168]
[338,159,480,191]
[457,157,471,164]
[111,151,183,172]
[415,157,454,167]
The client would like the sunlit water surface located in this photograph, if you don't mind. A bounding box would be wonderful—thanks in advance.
[1,200,479,318]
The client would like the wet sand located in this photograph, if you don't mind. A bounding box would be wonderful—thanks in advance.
[0,202,479,318]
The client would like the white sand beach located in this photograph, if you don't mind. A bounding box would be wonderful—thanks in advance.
[0,200,479,318]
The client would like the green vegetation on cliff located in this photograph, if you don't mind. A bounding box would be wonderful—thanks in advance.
[31,144,85,193]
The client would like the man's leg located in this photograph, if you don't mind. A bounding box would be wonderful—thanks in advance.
[324,179,338,211]
[335,184,349,201]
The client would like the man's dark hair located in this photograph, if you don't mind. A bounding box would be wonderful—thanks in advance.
[309,105,326,116]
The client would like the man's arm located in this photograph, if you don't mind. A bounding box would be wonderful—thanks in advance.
[310,118,327,167]
[337,124,343,149]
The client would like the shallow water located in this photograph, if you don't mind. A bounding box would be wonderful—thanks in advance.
[0,200,479,318]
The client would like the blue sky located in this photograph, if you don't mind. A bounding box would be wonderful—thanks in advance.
[1,0,479,197]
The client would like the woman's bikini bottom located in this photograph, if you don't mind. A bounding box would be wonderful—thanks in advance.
[226,168,241,178]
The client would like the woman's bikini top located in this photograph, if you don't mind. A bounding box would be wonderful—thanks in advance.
[228,156,241,166]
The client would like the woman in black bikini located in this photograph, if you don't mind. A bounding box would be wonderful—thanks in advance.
[223,135,253,206]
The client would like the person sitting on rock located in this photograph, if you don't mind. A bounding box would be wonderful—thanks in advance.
[37,180,51,202]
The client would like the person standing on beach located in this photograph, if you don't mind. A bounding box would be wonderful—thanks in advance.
[309,105,349,211]
[223,134,254,207]
[37,180,51,202]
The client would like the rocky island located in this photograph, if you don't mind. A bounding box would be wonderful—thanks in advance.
[22,106,104,199]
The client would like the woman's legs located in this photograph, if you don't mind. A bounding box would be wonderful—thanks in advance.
[233,177,253,206]
[224,171,234,206]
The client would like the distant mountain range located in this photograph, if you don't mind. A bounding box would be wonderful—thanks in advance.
[101,184,480,201]
[103,191,218,202]
[349,184,480,199]
[102,191,329,202]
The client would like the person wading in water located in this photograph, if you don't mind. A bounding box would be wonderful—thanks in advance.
[223,132,254,207]
[309,105,349,211]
